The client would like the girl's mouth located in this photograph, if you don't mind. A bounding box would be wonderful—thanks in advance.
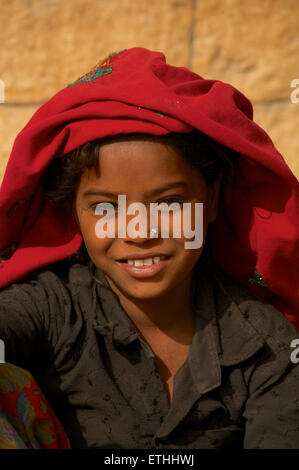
[115,255,170,278]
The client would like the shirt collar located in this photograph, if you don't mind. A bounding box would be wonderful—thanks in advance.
[92,266,140,347]
[196,269,265,366]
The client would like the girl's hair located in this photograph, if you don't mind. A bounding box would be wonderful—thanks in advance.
[42,130,241,312]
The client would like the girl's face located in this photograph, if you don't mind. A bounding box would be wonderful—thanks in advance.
[74,136,221,301]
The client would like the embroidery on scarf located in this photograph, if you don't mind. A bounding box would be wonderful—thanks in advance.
[138,107,164,117]
[67,50,126,87]
[249,269,268,288]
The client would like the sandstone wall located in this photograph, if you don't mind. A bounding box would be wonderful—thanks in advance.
[0,0,298,184]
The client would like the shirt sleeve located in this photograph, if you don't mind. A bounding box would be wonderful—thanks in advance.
[0,267,69,375]
[242,319,299,448]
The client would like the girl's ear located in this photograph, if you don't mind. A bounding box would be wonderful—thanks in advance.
[207,175,222,223]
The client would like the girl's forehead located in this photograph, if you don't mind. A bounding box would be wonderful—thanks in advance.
[99,135,180,155]
[79,138,203,189]
[97,138,188,172]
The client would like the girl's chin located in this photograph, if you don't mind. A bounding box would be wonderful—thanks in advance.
[108,277,171,301]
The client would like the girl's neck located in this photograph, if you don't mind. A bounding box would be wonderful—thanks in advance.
[106,272,195,340]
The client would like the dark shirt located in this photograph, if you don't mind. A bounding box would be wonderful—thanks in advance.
[0,259,298,449]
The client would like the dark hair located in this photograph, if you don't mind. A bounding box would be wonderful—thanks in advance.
[42,130,241,312]
[43,130,240,208]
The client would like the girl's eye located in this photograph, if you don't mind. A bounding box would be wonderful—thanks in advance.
[155,197,185,212]
[159,197,184,205]
[90,198,185,213]
[92,202,118,213]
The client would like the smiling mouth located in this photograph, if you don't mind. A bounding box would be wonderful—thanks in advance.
[117,255,168,267]
[116,255,170,279]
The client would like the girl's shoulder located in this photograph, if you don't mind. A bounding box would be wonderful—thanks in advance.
[209,268,298,361]
[0,256,95,321]
[13,256,93,289]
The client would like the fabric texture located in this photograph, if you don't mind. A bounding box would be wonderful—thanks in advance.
[0,47,298,328]
[0,257,298,449]
[0,362,71,449]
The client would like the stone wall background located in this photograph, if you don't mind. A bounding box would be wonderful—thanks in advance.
[0,0,298,185]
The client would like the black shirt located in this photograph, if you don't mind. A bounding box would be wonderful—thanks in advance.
[0,259,298,449]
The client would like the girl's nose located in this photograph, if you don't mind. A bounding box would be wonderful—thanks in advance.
[118,208,160,242]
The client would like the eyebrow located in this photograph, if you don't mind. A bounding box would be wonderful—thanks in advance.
[82,181,188,198]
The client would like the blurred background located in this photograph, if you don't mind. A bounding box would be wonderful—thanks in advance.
[0,0,298,185]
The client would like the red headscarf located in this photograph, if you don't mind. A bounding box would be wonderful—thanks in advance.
[0,47,298,329]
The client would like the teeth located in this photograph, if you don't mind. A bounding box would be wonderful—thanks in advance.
[126,255,166,267]
[134,259,144,267]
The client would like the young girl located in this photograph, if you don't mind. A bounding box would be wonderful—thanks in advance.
[0,47,298,449]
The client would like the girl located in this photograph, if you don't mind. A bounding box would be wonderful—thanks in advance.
[0,47,298,449]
